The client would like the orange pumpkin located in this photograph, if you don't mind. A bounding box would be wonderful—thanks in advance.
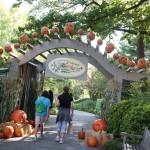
[101,137,110,147]
[5,44,13,53]
[14,124,24,137]
[52,26,59,33]
[10,110,27,124]
[0,48,3,55]
[87,31,95,41]
[2,126,14,138]
[138,58,147,69]
[32,32,38,38]
[105,43,115,53]
[97,39,103,46]
[92,119,107,132]
[77,29,84,35]
[64,22,74,34]
[78,128,85,139]
[128,60,135,67]
[41,26,50,35]
[86,136,98,147]
[113,53,120,60]
[14,43,20,49]
[119,56,128,65]
[20,34,30,44]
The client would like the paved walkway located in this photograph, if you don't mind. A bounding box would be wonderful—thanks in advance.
[0,110,100,150]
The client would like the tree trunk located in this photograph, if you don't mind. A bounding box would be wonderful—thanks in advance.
[137,35,144,59]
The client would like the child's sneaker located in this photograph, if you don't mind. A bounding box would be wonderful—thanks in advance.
[59,139,63,144]
[55,136,60,142]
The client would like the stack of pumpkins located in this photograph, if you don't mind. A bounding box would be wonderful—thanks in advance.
[0,110,34,139]
[78,119,114,148]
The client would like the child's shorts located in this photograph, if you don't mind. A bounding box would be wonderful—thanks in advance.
[35,114,45,125]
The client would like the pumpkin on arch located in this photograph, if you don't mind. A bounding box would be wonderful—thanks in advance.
[137,58,147,69]
[119,56,129,65]
[105,43,115,53]
[64,22,74,34]
[87,31,95,41]
[4,44,13,53]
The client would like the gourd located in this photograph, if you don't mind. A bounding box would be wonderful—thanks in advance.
[78,128,85,139]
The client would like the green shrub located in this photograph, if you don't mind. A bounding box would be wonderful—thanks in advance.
[106,99,150,138]
[103,140,122,150]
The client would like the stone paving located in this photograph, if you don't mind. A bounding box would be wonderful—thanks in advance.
[0,110,100,150]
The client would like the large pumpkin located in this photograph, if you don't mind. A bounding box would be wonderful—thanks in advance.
[92,119,107,132]
[78,128,85,139]
[10,110,27,124]
[14,124,24,137]
[20,34,30,44]
[105,43,115,53]
[119,56,128,65]
[137,58,147,69]
[2,126,14,138]
[64,22,74,34]
[5,44,13,53]
[87,31,95,41]
[86,136,98,147]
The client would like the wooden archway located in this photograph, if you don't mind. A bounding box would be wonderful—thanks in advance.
[6,28,146,102]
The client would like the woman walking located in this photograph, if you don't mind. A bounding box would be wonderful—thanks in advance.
[55,86,74,144]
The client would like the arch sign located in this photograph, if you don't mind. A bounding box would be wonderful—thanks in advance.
[45,54,89,80]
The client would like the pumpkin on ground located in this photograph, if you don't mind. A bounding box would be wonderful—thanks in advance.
[92,119,107,132]
[2,126,14,138]
[14,124,24,137]
[86,136,98,147]
[78,128,85,139]
[10,110,27,124]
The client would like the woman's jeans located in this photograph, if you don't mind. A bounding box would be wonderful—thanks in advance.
[57,120,67,133]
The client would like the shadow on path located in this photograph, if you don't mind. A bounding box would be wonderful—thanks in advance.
[0,110,100,150]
